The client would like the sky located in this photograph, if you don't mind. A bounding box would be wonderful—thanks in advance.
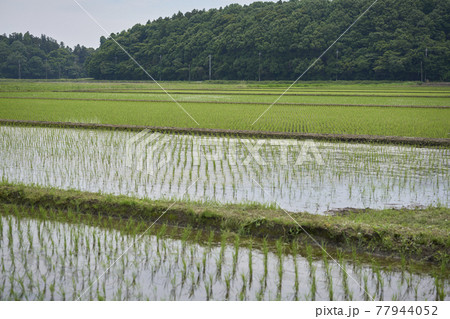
[0,0,276,49]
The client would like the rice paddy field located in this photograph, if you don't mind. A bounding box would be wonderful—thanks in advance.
[0,80,449,138]
[0,126,448,213]
[0,204,447,301]
[0,80,449,301]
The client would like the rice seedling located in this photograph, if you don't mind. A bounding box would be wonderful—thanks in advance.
[194,229,202,244]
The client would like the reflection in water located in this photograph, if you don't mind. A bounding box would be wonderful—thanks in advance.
[0,214,447,301]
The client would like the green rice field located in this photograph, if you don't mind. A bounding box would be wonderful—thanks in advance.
[0,80,449,301]
[0,80,449,138]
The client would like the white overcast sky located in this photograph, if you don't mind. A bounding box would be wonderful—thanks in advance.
[0,0,276,49]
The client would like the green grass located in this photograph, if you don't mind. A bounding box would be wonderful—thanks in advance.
[0,80,449,138]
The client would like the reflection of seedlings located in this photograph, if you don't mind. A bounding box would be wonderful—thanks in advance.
[232,234,240,276]
[401,253,407,281]
[239,273,247,301]
[374,262,384,298]
[202,250,207,275]
[339,252,352,301]
[209,274,214,300]
[224,273,231,300]
[181,257,187,284]
[216,232,227,277]
[248,239,253,285]
[276,239,283,291]
[0,207,446,301]
[207,231,214,252]
[310,265,317,301]
[262,238,268,281]
[363,272,370,301]
[434,275,445,301]
[181,226,192,249]
[189,272,196,298]
[170,274,177,300]
[306,243,313,271]
[322,248,333,301]
[292,241,299,298]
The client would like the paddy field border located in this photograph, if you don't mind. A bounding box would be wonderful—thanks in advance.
[1,119,449,147]
[0,183,448,265]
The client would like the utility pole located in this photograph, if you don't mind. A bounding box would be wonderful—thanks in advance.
[209,54,212,80]
[258,52,261,81]
[424,47,428,82]
[45,59,48,80]
[18,60,21,79]
[336,49,339,81]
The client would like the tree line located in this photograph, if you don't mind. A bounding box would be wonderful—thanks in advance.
[2,0,449,81]
[0,32,93,79]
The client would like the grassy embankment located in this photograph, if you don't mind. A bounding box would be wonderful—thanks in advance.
[0,182,448,264]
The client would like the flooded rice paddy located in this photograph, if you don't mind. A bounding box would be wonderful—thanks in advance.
[0,211,447,301]
[0,126,448,213]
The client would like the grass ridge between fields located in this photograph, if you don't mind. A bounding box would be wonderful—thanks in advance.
[0,183,448,264]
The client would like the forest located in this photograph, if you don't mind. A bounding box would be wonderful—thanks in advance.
[0,32,93,79]
[1,0,449,81]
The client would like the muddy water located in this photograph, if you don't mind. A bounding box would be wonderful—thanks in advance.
[0,126,448,213]
[0,214,447,301]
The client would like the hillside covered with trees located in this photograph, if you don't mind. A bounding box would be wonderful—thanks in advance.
[1,0,449,81]
[0,32,93,79]
[87,0,449,81]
